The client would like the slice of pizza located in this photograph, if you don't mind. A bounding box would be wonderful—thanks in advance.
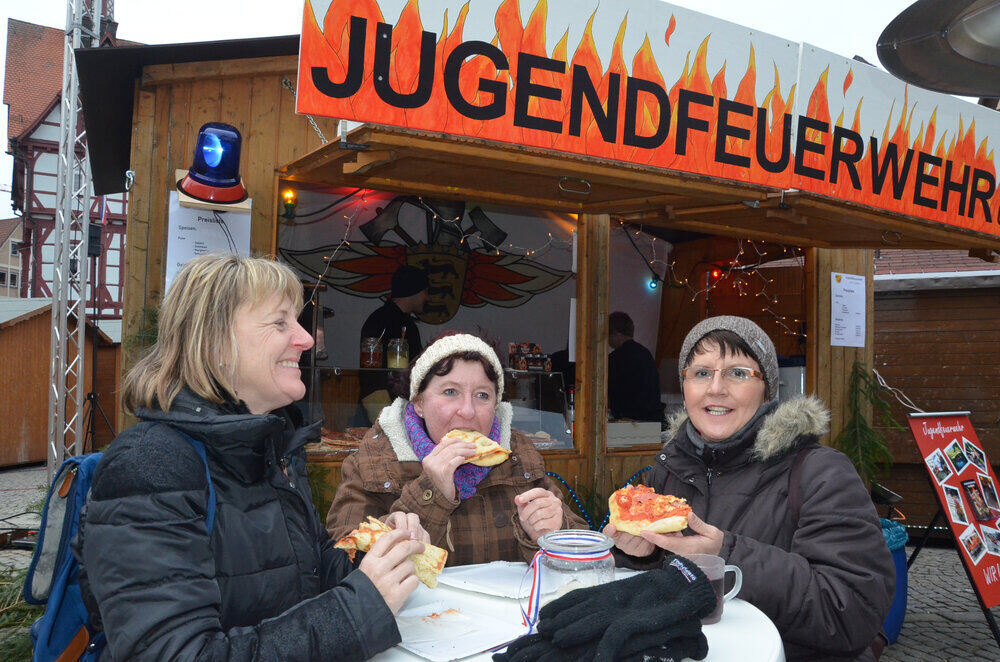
[334,516,448,588]
[608,484,692,535]
[442,429,511,467]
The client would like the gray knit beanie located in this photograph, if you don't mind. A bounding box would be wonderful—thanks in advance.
[678,316,779,401]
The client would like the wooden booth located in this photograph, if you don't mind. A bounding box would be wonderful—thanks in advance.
[77,1,1000,517]
[0,299,120,467]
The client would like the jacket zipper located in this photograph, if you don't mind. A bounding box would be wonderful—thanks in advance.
[275,451,323,576]
[278,456,296,489]
[704,467,714,521]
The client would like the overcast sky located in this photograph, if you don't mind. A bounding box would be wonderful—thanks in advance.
[0,0,916,215]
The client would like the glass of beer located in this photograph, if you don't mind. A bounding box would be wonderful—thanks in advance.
[387,338,409,369]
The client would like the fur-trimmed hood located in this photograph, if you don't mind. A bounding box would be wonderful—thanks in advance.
[664,395,830,462]
[376,397,514,461]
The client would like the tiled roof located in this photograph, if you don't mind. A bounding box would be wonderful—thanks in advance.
[4,19,64,141]
[0,217,20,245]
[873,249,1000,275]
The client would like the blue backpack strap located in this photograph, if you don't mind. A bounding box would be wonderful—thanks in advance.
[175,430,216,535]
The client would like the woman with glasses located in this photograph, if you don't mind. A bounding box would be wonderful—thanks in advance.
[607,316,894,662]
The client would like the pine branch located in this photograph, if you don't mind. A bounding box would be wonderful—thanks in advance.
[834,360,896,486]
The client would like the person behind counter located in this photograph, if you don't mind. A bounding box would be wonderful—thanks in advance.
[607,311,665,422]
[606,315,895,662]
[328,332,589,565]
[75,254,426,661]
[359,265,430,422]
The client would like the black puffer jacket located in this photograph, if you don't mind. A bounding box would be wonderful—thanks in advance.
[74,390,400,661]
[616,396,895,662]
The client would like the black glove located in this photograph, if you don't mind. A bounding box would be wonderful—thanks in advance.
[492,633,590,662]
[536,570,651,641]
[596,617,705,661]
[620,634,709,662]
[544,556,717,648]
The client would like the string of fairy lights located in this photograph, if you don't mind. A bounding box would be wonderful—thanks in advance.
[285,189,806,340]
[617,219,807,340]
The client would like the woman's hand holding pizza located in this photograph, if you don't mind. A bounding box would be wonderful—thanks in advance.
[357,528,426,614]
[515,488,564,542]
[421,436,477,502]
[639,511,724,556]
[384,511,431,543]
[604,523,657,558]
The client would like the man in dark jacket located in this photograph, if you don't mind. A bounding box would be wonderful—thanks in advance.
[607,311,664,422]
[359,265,429,421]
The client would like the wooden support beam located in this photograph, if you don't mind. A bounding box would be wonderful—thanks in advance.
[341,150,397,175]
[575,213,610,498]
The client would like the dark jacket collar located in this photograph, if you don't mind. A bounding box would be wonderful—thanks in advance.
[135,388,316,482]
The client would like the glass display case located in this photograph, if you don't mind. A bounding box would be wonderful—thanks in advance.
[297,367,574,459]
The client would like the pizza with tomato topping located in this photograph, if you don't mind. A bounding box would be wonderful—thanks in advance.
[608,484,692,535]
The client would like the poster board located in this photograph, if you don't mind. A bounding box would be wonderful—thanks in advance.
[909,412,1000,609]
[165,191,252,292]
[830,273,865,348]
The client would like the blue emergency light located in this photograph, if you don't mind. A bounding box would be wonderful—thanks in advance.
[178,122,247,203]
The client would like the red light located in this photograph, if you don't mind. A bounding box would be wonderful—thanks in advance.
[710,268,722,279]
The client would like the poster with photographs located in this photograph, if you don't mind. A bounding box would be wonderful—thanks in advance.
[962,480,996,522]
[981,475,1000,512]
[925,448,953,484]
[981,525,1000,556]
[944,485,969,525]
[960,525,988,565]
[909,413,1000,609]
[945,439,971,474]
[964,438,989,473]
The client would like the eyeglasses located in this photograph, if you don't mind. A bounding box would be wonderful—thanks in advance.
[682,366,764,384]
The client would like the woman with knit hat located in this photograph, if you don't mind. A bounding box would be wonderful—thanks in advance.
[608,316,895,662]
[328,332,587,566]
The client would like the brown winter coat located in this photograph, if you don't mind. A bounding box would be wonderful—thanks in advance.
[327,398,587,566]
[617,396,894,662]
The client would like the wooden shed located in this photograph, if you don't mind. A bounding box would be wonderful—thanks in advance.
[75,6,1000,514]
[0,299,120,467]
[873,250,1000,533]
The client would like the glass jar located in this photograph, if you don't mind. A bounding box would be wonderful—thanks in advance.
[521,529,615,629]
[387,337,409,369]
[360,337,383,368]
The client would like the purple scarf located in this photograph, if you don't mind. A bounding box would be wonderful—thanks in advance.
[405,403,502,500]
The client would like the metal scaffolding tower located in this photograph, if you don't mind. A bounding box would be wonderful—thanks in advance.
[47,0,109,476]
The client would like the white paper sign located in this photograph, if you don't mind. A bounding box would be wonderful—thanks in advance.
[830,273,866,348]
[165,192,252,292]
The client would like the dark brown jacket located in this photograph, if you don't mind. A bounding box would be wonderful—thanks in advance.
[617,396,894,662]
[327,398,587,566]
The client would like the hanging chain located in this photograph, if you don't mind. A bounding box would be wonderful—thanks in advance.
[281,77,328,144]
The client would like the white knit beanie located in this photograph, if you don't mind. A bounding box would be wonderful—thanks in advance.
[678,316,779,401]
[408,334,505,400]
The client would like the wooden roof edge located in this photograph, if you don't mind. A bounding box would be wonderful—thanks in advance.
[0,302,52,330]
[279,123,775,203]
[781,192,1000,251]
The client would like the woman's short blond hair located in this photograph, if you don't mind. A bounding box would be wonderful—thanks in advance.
[123,253,303,412]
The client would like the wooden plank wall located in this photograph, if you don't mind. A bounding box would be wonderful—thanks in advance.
[874,287,1000,531]
[806,248,875,442]
[1,312,50,465]
[123,55,337,391]
[1,312,119,466]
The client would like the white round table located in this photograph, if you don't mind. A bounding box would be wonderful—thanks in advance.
[372,563,785,662]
